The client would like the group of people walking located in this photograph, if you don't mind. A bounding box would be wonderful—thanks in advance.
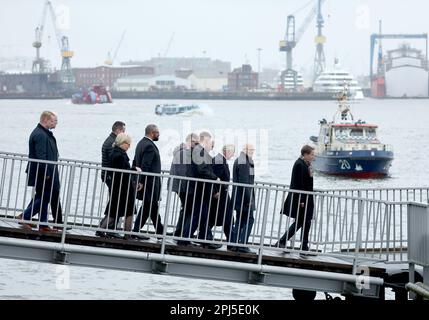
[18,111,316,253]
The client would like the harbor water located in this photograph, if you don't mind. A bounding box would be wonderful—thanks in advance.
[0,98,427,299]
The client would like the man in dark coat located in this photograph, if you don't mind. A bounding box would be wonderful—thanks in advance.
[169,133,199,237]
[97,121,126,236]
[230,144,256,253]
[20,111,62,231]
[101,121,126,183]
[208,144,235,243]
[276,145,315,251]
[132,124,164,238]
[177,131,219,247]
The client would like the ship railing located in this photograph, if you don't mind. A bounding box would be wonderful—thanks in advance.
[0,153,418,268]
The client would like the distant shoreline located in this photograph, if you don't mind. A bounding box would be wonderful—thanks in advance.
[0,92,428,101]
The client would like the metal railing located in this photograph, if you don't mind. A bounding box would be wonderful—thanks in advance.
[2,150,428,204]
[0,153,415,266]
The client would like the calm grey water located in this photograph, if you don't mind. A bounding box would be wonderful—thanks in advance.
[0,98,427,299]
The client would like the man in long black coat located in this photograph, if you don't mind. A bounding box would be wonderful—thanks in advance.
[230,144,256,253]
[208,144,235,243]
[20,111,62,231]
[132,124,164,237]
[177,131,218,246]
[169,133,199,237]
[97,121,126,236]
[276,145,315,251]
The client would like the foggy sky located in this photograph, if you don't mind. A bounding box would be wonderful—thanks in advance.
[1,0,428,76]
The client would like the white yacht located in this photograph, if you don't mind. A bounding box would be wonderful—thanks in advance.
[313,62,364,100]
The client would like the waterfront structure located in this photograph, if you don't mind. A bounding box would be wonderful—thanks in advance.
[73,66,154,89]
[227,64,259,92]
[0,72,62,94]
[122,57,230,78]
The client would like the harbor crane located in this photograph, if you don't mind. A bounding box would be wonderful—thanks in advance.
[31,0,74,84]
[279,0,326,91]
[105,30,126,66]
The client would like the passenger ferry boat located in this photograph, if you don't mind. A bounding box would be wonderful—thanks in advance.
[313,60,364,100]
[155,103,202,116]
[310,88,393,178]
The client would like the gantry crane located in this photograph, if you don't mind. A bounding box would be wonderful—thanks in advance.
[32,1,74,84]
[279,0,326,91]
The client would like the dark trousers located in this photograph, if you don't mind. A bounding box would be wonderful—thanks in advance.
[180,193,212,241]
[279,214,312,249]
[231,209,254,244]
[208,193,234,241]
[173,192,187,237]
[133,200,164,234]
[100,178,118,230]
[50,190,63,224]
[23,182,60,223]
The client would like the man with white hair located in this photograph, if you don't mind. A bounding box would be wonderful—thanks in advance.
[230,143,256,253]
[208,144,236,249]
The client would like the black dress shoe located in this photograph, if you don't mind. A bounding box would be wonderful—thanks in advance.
[104,232,123,239]
[176,240,193,246]
[237,247,253,254]
[274,241,286,249]
[201,243,222,250]
[130,234,150,241]
[95,231,106,237]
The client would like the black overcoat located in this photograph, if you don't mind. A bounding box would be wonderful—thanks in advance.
[282,157,314,219]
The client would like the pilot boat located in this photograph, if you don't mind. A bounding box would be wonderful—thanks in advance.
[310,88,393,178]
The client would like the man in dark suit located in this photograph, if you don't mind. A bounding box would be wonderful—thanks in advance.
[275,145,315,252]
[132,124,164,239]
[19,111,62,232]
[97,121,126,237]
[169,133,199,237]
[230,144,256,253]
[177,131,219,247]
[208,144,235,245]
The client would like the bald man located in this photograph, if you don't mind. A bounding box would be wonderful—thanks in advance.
[19,111,62,232]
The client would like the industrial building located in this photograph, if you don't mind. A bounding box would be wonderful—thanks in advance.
[0,73,62,94]
[73,66,154,89]
[227,64,259,92]
[122,57,230,78]
[114,70,227,92]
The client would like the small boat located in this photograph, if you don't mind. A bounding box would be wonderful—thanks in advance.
[155,103,202,116]
[310,87,394,178]
[72,85,113,104]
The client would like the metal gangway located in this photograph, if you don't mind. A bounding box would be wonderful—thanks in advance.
[0,151,428,300]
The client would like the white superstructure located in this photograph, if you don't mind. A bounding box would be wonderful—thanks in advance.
[313,62,364,100]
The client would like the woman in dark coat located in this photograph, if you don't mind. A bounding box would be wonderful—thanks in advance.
[105,133,141,234]
[276,145,315,251]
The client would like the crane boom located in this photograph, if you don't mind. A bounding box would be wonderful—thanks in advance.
[164,32,175,57]
[32,1,49,73]
[295,0,325,43]
[112,30,126,63]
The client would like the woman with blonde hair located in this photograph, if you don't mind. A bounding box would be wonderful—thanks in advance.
[102,133,141,238]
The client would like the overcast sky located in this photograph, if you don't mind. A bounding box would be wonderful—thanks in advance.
[1,0,428,76]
